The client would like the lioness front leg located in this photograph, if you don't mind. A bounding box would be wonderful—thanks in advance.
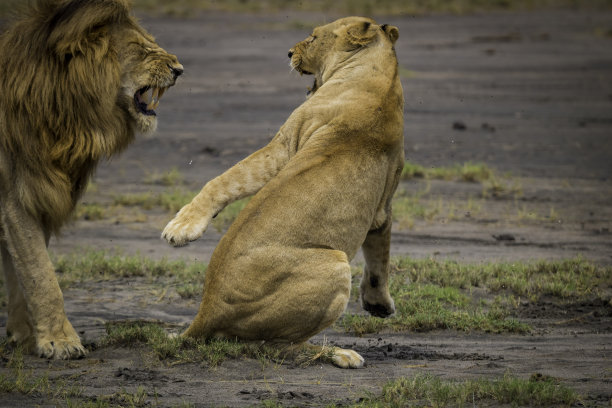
[360,216,395,317]
[162,136,289,246]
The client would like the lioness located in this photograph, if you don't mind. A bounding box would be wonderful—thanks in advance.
[0,0,183,359]
[162,17,403,368]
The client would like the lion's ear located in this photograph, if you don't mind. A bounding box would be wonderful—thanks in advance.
[337,21,378,47]
[381,24,399,45]
[45,0,130,58]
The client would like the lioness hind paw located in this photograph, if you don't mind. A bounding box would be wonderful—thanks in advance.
[37,338,87,360]
[331,348,364,369]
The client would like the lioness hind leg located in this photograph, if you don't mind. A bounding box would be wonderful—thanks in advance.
[360,218,395,318]
[332,348,365,368]
[282,342,364,369]
[245,248,363,368]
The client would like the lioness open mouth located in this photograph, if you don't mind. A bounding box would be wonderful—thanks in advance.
[134,86,167,116]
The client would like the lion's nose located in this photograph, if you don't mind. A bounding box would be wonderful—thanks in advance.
[288,50,294,58]
[170,64,184,79]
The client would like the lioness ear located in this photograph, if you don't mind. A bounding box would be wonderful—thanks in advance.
[338,21,378,47]
[381,24,399,45]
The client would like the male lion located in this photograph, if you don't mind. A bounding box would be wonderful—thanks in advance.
[162,17,403,368]
[0,0,183,359]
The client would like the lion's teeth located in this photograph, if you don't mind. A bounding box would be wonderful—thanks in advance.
[142,88,152,104]
[152,100,160,110]
[158,87,166,99]
[152,87,159,102]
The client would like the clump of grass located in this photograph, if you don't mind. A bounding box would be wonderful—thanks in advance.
[482,174,523,199]
[391,191,484,229]
[341,284,527,336]
[113,189,197,213]
[401,161,493,183]
[52,249,206,298]
[394,257,611,301]
[103,320,193,361]
[355,373,579,407]
[340,257,610,335]
[74,203,107,221]
[400,162,427,179]
[211,197,251,232]
[81,387,148,408]
[103,321,283,368]
[0,340,82,399]
[144,167,184,186]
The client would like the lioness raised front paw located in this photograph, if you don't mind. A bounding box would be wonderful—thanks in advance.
[331,348,364,369]
[161,204,211,247]
[37,336,87,360]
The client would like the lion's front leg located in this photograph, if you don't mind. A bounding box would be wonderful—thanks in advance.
[0,202,86,359]
[162,136,290,247]
[2,244,34,349]
[360,216,395,318]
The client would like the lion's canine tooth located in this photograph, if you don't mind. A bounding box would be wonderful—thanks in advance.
[158,87,166,99]
[152,87,159,102]
[142,88,152,104]
[146,97,158,111]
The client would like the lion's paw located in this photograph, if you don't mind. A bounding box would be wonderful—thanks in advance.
[37,337,87,360]
[162,204,211,247]
[331,348,364,369]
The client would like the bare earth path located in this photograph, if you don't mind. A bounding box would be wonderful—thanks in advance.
[1,9,611,407]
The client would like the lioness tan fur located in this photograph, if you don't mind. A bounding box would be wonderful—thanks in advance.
[0,0,183,359]
[162,17,403,368]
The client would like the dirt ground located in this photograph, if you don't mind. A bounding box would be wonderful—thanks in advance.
[1,9,612,407]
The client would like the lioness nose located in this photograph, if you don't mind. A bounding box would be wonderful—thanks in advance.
[288,50,294,58]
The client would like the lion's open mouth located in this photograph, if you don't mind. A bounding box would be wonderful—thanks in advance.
[134,86,168,116]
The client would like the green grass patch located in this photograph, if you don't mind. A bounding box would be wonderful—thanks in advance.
[393,256,611,300]
[103,320,336,368]
[211,197,251,232]
[52,249,206,299]
[339,257,611,335]
[401,161,493,183]
[391,190,485,229]
[0,339,82,399]
[341,283,527,335]
[103,320,291,368]
[74,203,108,221]
[144,167,184,186]
[112,188,197,214]
[354,372,579,407]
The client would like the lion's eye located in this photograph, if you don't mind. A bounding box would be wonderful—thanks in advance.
[309,35,316,43]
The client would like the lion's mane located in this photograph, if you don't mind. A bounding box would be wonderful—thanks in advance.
[0,0,136,233]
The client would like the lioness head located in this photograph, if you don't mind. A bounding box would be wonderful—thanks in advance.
[288,17,399,94]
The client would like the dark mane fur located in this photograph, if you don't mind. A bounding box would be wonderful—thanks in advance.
[0,0,135,233]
